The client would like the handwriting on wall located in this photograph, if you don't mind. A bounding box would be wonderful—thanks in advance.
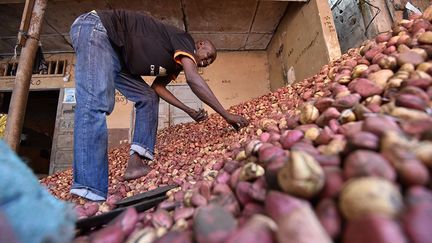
[323,15,336,33]
[221,79,231,84]
[30,79,42,86]
[294,31,320,65]
[1,78,48,89]
[0,79,41,89]
[59,119,74,131]
[225,92,239,101]
[287,48,294,58]
[115,90,128,105]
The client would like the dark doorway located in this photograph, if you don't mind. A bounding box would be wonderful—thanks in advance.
[0,90,59,178]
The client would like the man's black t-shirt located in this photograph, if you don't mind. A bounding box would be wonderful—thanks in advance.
[97,9,197,79]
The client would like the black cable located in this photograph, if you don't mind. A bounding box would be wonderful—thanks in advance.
[44,18,73,48]
[180,0,188,32]
[331,0,381,38]
[360,0,381,38]
[331,0,343,10]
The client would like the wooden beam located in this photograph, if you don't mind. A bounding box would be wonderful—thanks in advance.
[0,76,74,91]
[17,0,35,46]
[0,0,26,3]
[4,0,48,151]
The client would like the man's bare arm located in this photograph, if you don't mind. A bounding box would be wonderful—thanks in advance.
[151,76,207,122]
[180,56,248,129]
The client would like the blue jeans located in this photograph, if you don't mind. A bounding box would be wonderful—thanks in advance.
[70,11,159,198]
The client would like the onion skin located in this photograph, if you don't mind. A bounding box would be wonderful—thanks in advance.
[315,199,342,239]
[319,167,344,199]
[225,215,275,243]
[343,150,396,181]
[193,204,237,243]
[265,191,332,243]
[343,215,408,243]
[154,231,193,243]
[339,177,403,220]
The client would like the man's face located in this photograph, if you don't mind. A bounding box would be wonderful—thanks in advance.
[196,43,216,68]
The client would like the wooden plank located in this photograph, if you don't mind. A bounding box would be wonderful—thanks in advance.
[0,75,74,90]
[317,0,341,62]
[0,53,75,91]
[48,87,65,175]
[49,88,76,175]
[0,0,26,3]
[0,0,67,3]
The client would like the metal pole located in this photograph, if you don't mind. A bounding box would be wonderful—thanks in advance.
[4,0,48,151]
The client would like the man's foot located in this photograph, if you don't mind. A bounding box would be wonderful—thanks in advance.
[124,153,151,181]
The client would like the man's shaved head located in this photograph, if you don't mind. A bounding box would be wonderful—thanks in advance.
[195,39,217,67]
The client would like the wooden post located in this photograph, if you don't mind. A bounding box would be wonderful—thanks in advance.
[4,0,48,151]
[17,0,36,47]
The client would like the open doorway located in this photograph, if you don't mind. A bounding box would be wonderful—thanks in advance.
[0,90,59,178]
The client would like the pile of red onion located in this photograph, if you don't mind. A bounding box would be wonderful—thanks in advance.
[41,7,432,243]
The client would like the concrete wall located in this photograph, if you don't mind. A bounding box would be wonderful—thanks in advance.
[267,0,341,91]
[106,91,133,148]
[106,91,133,129]
[200,51,270,112]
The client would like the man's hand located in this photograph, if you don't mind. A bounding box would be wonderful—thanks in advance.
[224,113,249,131]
[181,57,248,130]
[187,108,208,122]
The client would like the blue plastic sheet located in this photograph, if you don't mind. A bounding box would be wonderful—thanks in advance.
[0,140,76,243]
